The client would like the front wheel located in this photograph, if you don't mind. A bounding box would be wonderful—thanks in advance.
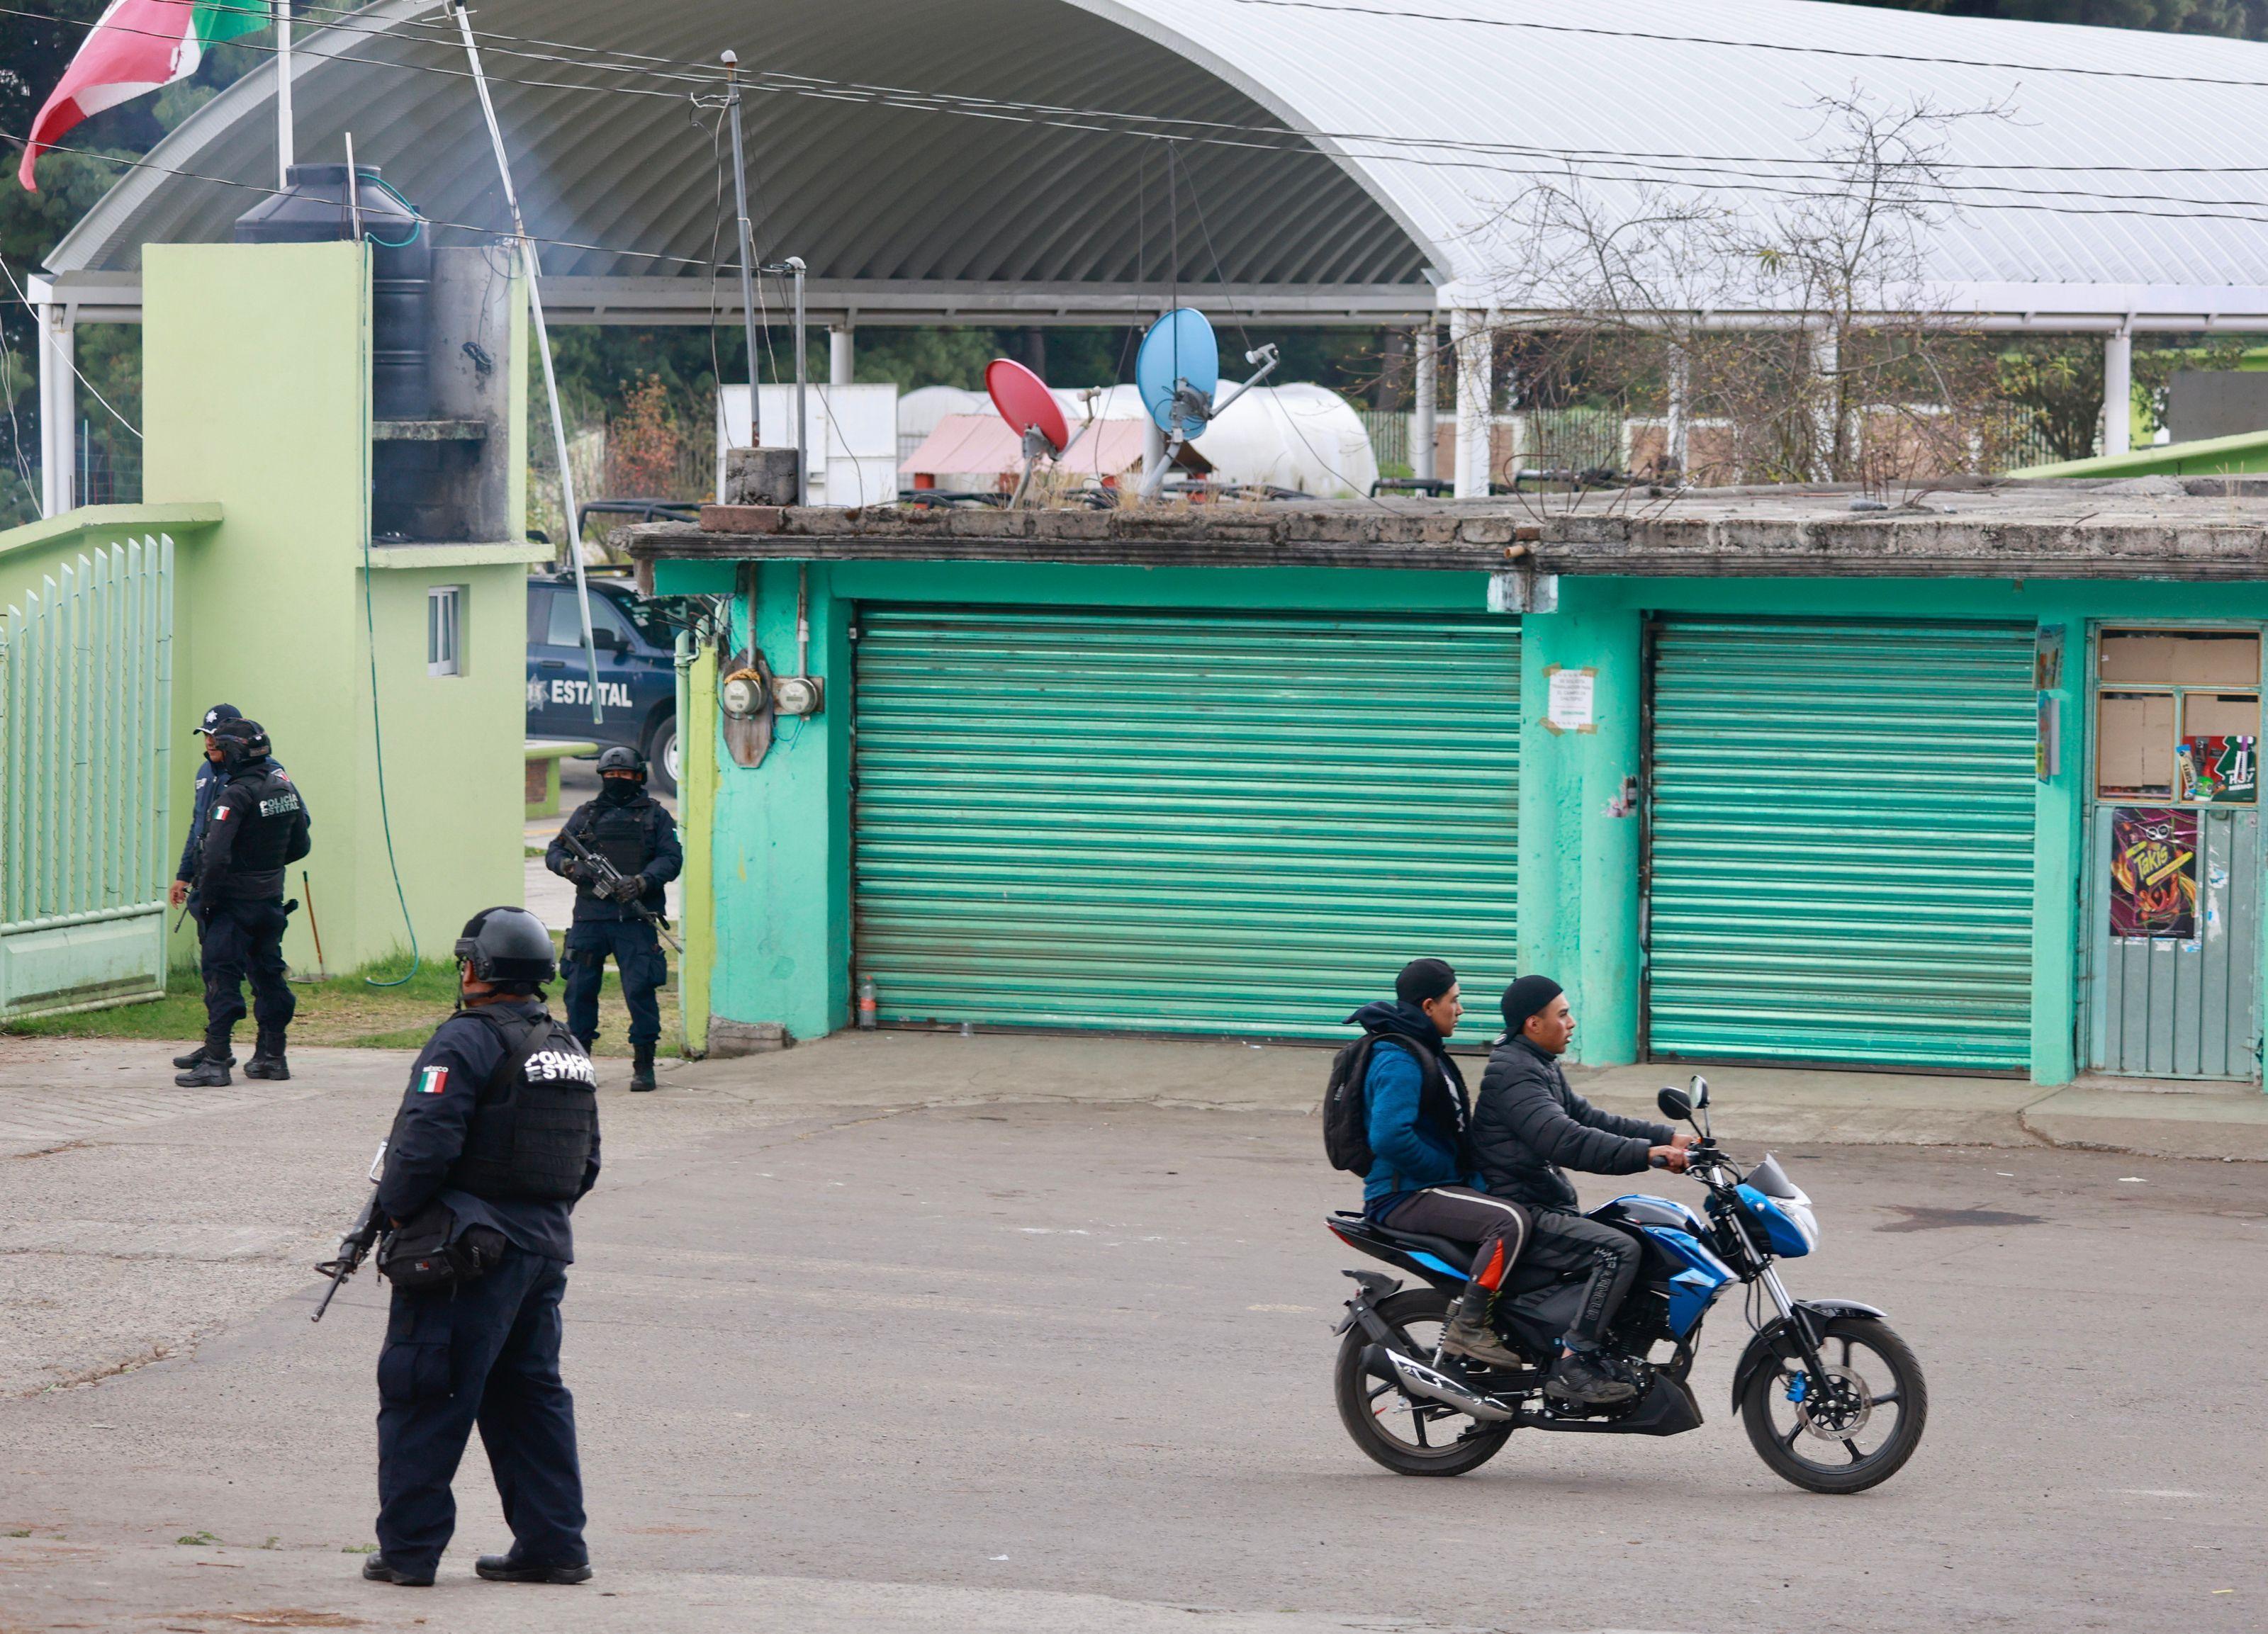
[1334,1288,1513,1477]
[1741,1316,1927,1494]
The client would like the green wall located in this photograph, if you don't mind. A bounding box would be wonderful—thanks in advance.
[675,554,2268,1086]
[142,242,537,976]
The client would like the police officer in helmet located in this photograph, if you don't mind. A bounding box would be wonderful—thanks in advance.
[176,718,310,1087]
[544,745,680,1091]
[362,906,600,1589]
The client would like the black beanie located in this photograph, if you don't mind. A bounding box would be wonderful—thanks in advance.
[1500,974,1564,1035]
[1394,957,1457,1005]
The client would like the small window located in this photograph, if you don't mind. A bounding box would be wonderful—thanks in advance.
[526,584,554,644]
[427,585,464,677]
[545,590,631,650]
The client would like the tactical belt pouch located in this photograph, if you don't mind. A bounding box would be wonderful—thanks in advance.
[378,1202,509,1292]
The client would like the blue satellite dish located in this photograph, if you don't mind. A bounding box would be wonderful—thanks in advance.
[1135,308,1219,438]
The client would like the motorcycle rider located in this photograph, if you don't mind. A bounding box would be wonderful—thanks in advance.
[1354,958,1530,1371]
[1471,975,1689,1407]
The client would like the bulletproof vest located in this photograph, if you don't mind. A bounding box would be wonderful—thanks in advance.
[447,1011,600,1202]
[581,795,658,879]
[215,761,305,885]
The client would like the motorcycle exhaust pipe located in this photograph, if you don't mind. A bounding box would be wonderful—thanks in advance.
[1363,1344,1515,1423]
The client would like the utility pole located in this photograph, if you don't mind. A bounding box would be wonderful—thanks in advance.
[449,0,603,725]
[722,50,764,449]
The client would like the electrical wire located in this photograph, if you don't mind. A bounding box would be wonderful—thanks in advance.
[0,248,140,436]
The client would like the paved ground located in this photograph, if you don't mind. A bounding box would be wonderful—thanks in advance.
[1,1031,2264,1633]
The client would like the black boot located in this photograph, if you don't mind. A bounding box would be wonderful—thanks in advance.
[244,1027,291,1081]
[1437,1282,1526,1370]
[629,1041,657,1093]
[170,1042,234,1071]
[476,1553,593,1584]
[1545,1344,1639,1407]
[361,1553,434,1587]
[175,1037,233,1087]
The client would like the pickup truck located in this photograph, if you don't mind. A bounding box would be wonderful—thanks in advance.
[525,572,679,794]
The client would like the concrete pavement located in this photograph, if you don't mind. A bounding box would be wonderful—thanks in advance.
[2,1030,2264,1633]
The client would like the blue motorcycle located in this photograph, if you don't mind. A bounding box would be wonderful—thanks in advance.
[1327,1077,1928,1493]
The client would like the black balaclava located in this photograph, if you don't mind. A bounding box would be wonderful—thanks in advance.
[597,774,641,805]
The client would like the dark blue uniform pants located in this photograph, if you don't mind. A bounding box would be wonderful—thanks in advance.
[376,1249,586,1573]
[196,897,294,1052]
[562,918,665,1047]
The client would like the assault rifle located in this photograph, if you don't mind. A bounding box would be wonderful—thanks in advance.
[311,1142,388,1323]
[558,827,683,953]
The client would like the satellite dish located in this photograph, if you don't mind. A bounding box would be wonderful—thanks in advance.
[987,357,1070,456]
[1135,308,1219,439]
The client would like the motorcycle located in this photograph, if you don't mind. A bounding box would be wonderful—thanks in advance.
[1327,1076,1927,1494]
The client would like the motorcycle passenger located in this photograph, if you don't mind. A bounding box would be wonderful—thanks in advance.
[1355,957,1531,1371]
[1471,975,1689,1407]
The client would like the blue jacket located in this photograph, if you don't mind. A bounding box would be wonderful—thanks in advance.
[1352,999,1481,1210]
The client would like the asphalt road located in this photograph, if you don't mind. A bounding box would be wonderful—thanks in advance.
[1,1034,2263,1633]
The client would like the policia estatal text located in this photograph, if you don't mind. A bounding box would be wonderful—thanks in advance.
[543,746,680,1091]
[361,906,600,1589]
[174,715,310,1087]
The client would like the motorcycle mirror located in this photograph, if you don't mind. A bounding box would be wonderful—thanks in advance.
[1689,1074,1710,1109]
[1656,1086,1692,1123]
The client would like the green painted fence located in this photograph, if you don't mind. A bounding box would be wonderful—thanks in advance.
[1,536,174,1019]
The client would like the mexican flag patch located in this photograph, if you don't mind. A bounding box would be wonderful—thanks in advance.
[417,1066,449,1095]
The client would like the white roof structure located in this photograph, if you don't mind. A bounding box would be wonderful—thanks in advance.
[38,0,2268,330]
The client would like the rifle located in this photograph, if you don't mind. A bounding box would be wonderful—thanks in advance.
[558,827,683,953]
[311,1142,388,1323]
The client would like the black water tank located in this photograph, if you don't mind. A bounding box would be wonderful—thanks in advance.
[234,164,430,419]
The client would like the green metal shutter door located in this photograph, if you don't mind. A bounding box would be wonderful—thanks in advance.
[853,607,1520,1037]
[1646,619,2036,1071]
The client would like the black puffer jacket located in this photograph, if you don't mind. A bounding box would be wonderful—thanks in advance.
[1470,1035,1673,1210]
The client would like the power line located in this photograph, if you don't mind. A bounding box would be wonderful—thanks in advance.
[1225,0,2268,93]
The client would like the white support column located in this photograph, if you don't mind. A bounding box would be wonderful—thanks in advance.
[274,0,293,186]
[1412,327,1437,483]
[1809,323,1839,480]
[1452,309,1491,499]
[1664,341,1689,478]
[36,294,73,517]
[2103,329,2133,456]
[829,324,853,387]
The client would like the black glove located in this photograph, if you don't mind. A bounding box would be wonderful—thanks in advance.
[607,875,644,903]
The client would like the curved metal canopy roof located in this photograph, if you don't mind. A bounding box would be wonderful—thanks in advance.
[42,0,2268,329]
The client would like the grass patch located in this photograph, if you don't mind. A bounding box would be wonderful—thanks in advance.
[3,935,682,1058]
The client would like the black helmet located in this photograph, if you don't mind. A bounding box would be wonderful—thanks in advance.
[595,745,646,779]
[454,906,557,988]
[210,717,271,767]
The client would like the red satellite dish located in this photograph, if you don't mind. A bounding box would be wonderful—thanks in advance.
[987,357,1070,456]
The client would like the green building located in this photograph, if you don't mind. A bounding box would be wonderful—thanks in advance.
[635,486,2266,1091]
[1,242,544,1019]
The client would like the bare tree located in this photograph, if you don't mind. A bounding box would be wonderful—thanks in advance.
[1468,89,2010,499]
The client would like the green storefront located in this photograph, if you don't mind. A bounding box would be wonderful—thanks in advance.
[637,496,2267,1090]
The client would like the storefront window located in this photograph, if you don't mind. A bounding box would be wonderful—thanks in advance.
[2095,630,2258,804]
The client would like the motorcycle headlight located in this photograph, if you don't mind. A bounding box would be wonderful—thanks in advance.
[1773,1200,1819,1256]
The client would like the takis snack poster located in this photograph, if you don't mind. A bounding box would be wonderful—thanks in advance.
[2109,808,2199,941]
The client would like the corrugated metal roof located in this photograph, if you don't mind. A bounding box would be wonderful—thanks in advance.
[43,0,2268,320]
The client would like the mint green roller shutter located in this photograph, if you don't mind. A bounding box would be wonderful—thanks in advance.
[853,607,1520,1037]
[1646,618,2036,1071]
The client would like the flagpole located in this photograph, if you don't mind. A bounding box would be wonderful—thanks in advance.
[274,0,293,186]
[449,0,603,728]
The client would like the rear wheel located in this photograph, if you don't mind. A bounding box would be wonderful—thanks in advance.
[1741,1315,1927,1494]
[1334,1288,1513,1477]
[644,714,680,797]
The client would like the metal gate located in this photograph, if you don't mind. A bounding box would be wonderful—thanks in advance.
[1,538,174,1019]
[1645,618,2037,1071]
[852,607,1521,1037]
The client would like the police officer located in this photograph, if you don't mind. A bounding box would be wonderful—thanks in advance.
[175,719,309,1087]
[363,906,599,1589]
[169,704,289,1080]
[544,746,680,1092]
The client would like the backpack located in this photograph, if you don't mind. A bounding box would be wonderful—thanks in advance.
[1322,1035,1384,1174]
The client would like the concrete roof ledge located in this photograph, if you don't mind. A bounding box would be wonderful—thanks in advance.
[628,483,2268,581]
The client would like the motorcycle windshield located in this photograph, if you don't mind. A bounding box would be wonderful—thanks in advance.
[1748,1153,1808,1202]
